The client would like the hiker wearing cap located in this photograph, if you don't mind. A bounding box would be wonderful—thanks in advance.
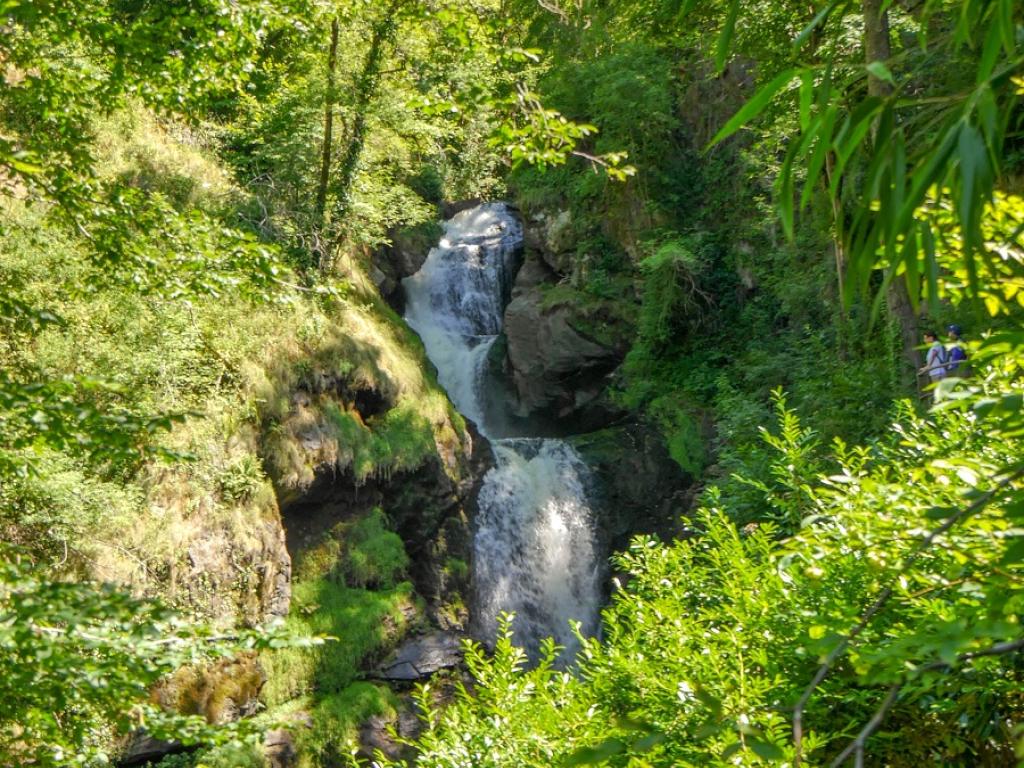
[945,324,968,376]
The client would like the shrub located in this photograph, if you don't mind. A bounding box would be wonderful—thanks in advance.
[382,378,1024,766]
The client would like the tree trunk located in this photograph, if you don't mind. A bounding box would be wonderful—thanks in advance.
[314,16,340,234]
[864,0,921,385]
[323,1,402,268]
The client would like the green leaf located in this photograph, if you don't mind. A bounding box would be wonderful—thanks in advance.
[793,0,843,49]
[715,0,740,73]
[997,0,1016,55]
[632,732,667,752]
[957,122,991,281]
[709,69,799,147]
[748,738,786,761]
[564,739,627,766]
[695,686,723,719]
[1002,538,1024,566]
[802,105,838,209]
[976,15,1004,84]
[799,70,813,131]
[722,742,743,760]
[866,60,895,85]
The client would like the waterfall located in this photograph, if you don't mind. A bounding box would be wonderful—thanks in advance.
[403,203,601,658]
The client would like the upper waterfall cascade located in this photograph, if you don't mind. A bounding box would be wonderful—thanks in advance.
[403,203,601,656]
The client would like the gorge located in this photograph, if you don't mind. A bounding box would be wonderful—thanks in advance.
[4,2,1022,765]
[403,203,602,657]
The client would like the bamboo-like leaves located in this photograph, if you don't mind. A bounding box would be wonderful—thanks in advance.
[715,0,740,73]
[792,0,846,50]
[709,0,1021,315]
[709,68,799,147]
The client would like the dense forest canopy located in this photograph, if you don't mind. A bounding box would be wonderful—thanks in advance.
[1,0,1022,766]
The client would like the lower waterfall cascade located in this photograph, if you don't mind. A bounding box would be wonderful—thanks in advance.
[403,203,601,656]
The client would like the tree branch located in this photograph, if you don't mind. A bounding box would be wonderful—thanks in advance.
[829,636,1024,766]
[792,464,1024,765]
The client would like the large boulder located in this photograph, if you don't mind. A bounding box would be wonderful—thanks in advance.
[374,631,464,682]
[502,255,623,424]
[523,209,576,276]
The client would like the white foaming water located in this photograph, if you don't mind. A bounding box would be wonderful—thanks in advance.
[403,204,520,428]
[402,203,601,658]
[474,439,601,655]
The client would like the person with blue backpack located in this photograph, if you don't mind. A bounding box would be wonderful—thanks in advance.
[919,330,947,384]
[945,324,968,376]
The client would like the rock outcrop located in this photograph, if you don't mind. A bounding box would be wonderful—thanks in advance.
[569,423,697,552]
[265,308,492,628]
[524,209,576,275]
[500,234,632,428]
[370,221,443,307]
[504,267,621,421]
[374,631,464,682]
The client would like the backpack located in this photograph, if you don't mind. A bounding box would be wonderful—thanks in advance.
[947,343,967,372]
[927,342,948,376]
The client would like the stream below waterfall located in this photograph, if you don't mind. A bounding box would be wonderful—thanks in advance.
[403,203,601,658]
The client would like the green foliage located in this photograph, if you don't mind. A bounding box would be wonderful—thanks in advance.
[386,368,1024,765]
[152,741,269,768]
[261,576,413,708]
[299,683,399,767]
[193,743,269,768]
[217,455,268,504]
[637,238,712,349]
[262,507,414,728]
[321,400,437,483]
[3,1,1023,767]
[0,552,317,767]
[345,509,410,589]
[0,452,141,564]
[645,394,705,477]
[707,0,1024,314]
[730,389,825,530]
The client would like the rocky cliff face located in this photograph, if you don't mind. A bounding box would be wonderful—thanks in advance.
[258,276,491,629]
[498,211,634,430]
[569,423,698,553]
[503,255,622,425]
[370,221,443,309]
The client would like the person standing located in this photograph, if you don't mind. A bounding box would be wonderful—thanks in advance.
[945,324,968,376]
[919,330,947,384]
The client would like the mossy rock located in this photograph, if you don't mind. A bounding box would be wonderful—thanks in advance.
[155,653,266,725]
[569,422,696,550]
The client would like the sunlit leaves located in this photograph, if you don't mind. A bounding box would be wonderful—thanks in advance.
[708,0,1022,316]
[0,551,317,767]
[490,89,636,180]
[912,190,1024,316]
[0,373,191,478]
[87,187,292,302]
[376,367,1024,765]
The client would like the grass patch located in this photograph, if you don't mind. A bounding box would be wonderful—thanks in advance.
[297,683,399,768]
[263,506,418,715]
[261,577,414,707]
[260,507,420,767]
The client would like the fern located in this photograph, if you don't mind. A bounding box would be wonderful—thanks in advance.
[637,237,712,348]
